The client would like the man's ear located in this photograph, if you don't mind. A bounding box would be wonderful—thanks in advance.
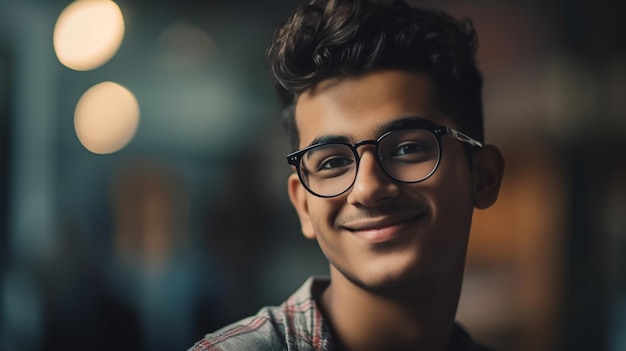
[472,145,505,209]
[287,173,316,239]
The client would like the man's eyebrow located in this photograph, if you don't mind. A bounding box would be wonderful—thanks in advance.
[375,116,434,136]
[308,135,351,147]
[306,116,434,148]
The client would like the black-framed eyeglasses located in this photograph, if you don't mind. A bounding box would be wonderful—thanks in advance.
[286,123,483,198]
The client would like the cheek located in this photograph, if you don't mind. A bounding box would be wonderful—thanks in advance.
[410,173,474,274]
[436,146,474,205]
[425,151,475,237]
[307,197,342,236]
[306,198,348,255]
[307,194,346,226]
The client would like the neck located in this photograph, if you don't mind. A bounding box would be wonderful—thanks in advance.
[320,259,465,351]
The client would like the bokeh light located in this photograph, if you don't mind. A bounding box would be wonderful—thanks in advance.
[53,0,125,71]
[74,81,140,154]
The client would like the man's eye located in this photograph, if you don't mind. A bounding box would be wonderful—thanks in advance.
[318,157,354,171]
[393,142,426,156]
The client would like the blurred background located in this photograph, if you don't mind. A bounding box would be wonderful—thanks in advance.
[0,0,624,350]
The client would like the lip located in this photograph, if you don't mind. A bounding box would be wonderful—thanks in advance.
[342,214,425,244]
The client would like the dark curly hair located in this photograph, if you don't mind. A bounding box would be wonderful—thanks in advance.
[267,0,484,151]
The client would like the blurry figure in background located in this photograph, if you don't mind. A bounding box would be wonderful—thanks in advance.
[191,0,505,350]
[112,161,187,269]
[109,161,220,351]
[202,152,272,321]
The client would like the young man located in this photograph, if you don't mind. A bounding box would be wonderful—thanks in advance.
[191,0,505,350]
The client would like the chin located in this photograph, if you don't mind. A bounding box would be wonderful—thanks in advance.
[351,274,425,293]
[335,258,431,293]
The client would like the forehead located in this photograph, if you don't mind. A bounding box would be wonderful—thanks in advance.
[294,70,451,148]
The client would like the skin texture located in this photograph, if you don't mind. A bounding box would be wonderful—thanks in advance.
[287,70,504,350]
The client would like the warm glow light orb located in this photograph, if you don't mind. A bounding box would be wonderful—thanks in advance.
[53,0,125,71]
[74,81,140,154]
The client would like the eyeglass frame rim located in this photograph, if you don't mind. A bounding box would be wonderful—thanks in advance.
[286,122,483,198]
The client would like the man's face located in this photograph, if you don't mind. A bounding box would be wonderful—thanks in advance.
[288,70,477,291]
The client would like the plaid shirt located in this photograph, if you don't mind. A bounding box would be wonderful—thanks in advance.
[189,277,492,351]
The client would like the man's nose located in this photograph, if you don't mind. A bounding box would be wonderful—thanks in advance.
[346,149,400,206]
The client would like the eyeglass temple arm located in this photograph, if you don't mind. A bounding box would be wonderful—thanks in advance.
[447,128,483,148]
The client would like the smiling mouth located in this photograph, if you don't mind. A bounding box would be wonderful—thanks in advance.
[342,213,426,244]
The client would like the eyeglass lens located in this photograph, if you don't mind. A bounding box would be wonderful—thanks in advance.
[298,129,440,197]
